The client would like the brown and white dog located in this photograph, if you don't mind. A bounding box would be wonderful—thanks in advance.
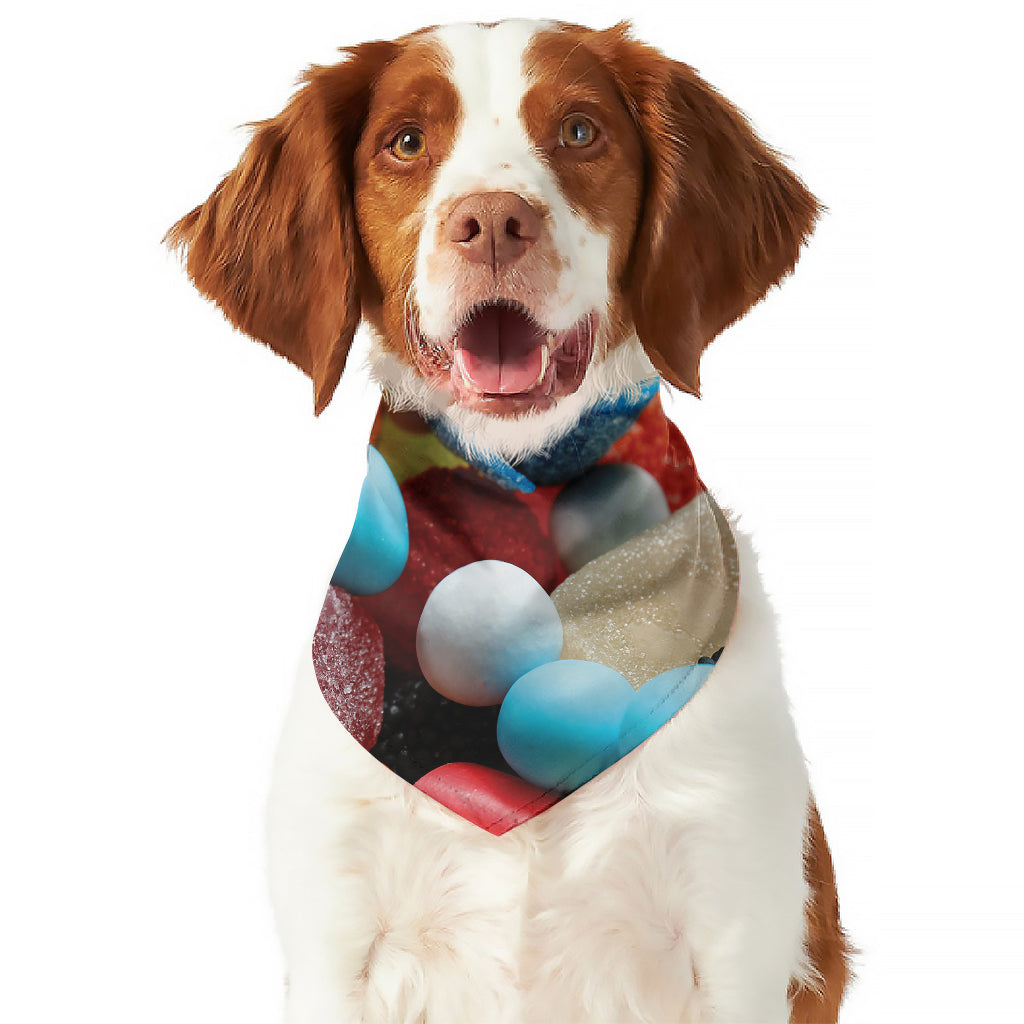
[168,19,850,1023]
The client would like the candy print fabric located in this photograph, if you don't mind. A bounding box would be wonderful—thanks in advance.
[313,385,739,835]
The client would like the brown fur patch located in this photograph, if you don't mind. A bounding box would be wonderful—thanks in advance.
[168,20,819,409]
[790,800,853,1023]
[575,23,820,394]
[353,38,461,360]
[165,41,401,414]
[521,29,645,354]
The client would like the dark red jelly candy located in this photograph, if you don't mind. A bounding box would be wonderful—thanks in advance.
[660,420,703,511]
[360,467,559,674]
[313,586,386,749]
[602,396,702,512]
[415,762,561,835]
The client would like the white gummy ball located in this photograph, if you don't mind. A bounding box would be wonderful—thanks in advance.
[416,560,563,706]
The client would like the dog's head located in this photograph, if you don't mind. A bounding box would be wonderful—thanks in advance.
[168,20,817,454]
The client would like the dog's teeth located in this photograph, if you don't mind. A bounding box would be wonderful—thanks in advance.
[536,343,550,385]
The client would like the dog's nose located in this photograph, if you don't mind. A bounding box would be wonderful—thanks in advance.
[445,191,542,269]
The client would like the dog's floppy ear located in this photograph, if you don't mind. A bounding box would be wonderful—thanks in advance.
[166,42,398,414]
[590,25,820,394]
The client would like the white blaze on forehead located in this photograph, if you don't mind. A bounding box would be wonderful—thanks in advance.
[431,20,550,193]
[416,20,612,341]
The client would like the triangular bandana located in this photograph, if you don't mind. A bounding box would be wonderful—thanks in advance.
[313,389,739,834]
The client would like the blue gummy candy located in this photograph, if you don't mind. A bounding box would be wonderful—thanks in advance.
[497,660,635,792]
[618,663,715,757]
[331,446,409,595]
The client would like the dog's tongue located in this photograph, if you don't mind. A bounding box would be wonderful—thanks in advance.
[455,305,547,394]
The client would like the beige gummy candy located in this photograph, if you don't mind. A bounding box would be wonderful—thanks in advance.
[551,492,739,690]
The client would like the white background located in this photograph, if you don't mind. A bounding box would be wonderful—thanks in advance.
[2,1,1020,1020]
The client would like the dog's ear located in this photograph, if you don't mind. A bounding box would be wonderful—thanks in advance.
[165,42,398,414]
[588,25,820,394]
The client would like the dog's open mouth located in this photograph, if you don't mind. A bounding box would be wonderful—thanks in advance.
[454,303,550,395]
[413,300,594,414]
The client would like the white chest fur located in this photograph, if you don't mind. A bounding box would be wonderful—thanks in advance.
[268,525,813,1024]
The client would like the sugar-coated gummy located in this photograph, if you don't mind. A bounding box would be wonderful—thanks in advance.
[553,493,738,688]
[312,586,386,749]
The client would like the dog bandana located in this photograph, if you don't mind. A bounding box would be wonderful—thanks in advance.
[313,383,739,834]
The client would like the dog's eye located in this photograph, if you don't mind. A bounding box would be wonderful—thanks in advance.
[559,115,598,149]
[389,127,427,162]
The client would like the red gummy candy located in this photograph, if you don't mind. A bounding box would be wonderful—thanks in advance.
[360,467,559,674]
[313,586,386,749]
[602,396,702,512]
[415,762,561,835]
[659,420,703,511]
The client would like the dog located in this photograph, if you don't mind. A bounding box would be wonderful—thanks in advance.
[168,19,851,1023]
